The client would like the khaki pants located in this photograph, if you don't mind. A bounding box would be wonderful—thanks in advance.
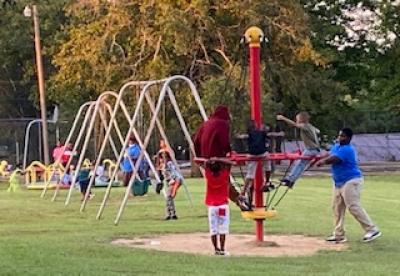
[333,178,378,237]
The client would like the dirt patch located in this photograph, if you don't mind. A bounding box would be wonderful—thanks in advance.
[111,233,346,257]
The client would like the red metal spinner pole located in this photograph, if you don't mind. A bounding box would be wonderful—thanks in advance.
[245,26,265,242]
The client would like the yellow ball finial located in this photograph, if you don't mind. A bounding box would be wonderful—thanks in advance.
[244,26,264,47]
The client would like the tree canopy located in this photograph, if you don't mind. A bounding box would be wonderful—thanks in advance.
[0,0,399,142]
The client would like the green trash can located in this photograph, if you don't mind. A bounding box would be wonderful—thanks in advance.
[131,179,150,196]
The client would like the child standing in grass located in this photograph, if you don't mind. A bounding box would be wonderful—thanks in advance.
[203,157,233,256]
[77,167,93,201]
[60,165,75,186]
[277,112,320,188]
[163,152,182,220]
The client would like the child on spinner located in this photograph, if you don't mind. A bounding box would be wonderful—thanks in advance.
[277,112,320,188]
[238,120,284,204]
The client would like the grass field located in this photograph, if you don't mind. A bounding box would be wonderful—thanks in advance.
[0,175,399,275]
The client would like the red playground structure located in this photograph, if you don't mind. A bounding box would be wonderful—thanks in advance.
[196,27,321,242]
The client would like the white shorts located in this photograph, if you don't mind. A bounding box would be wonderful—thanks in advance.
[208,204,230,235]
[246,155,271,179]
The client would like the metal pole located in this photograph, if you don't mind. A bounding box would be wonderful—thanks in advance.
[16,141,20,165]
[23,119,39,169]
[245,26,265,242]
[46,102,93,200]
[56,124,60,143]
[32,5,50,165]
[38,122,42,162]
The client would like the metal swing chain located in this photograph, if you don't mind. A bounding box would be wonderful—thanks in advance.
[266,158,294,209]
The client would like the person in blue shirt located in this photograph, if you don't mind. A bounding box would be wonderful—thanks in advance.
[121,137,141,187]
[316,128,381,243]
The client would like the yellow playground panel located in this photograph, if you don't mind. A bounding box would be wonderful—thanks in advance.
[103,159,118,180]
[241,208,277,220]
[0,160,11,178]
[25,161,65,190]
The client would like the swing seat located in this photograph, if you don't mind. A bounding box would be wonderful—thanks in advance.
[241,208,277,220]
[94,176,121,187]
[131,179,150,196]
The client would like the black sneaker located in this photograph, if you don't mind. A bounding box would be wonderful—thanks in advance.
[164,216,171,220]
[262,183,275,192]
[171,215,178,220]
[156,182,164,194]
[280,179,295,188]
[363,231,381,243]
[325,235,347,244]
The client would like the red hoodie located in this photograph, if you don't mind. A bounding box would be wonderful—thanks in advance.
[193,105,231,206]
[193,105,231,158]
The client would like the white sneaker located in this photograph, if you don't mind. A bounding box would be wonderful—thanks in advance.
[363,230,381,243]
[216,250,230,256]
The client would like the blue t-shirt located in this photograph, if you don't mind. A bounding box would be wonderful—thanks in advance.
[120,144,141,173]
[128,143,140,159]
[121,157,133,172]
[330,143,362,187]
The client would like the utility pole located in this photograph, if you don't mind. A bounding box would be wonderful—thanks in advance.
[24,5,50,165]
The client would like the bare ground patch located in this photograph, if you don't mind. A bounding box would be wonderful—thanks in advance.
[111,233,346,257]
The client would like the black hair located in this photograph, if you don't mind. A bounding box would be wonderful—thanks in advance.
[129,136,137,144]
[164,151,172,161]
[341,128,353,140]
[247,119,256,132]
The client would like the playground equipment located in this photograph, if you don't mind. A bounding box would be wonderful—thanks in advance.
[94,159,121,188]
[102,159,118,181]
[22,106,60,170]
[226,27,320,241]
[45,92,165,202]
[44,99,136,200]
[24,161,65,190]
[7,168,23,192]
[60,76,206,223]
[90,76,206,223]
[0,160,12,178]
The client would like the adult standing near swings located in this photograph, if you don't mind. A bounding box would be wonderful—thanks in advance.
[316,128,381,243]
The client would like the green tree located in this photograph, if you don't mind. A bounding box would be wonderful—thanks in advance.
[49,0,335,135]
[0,0,68,118]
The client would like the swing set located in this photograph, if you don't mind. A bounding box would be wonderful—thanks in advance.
[37,75,209,227]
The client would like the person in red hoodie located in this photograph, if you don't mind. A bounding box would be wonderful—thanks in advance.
[194,105,248,255]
